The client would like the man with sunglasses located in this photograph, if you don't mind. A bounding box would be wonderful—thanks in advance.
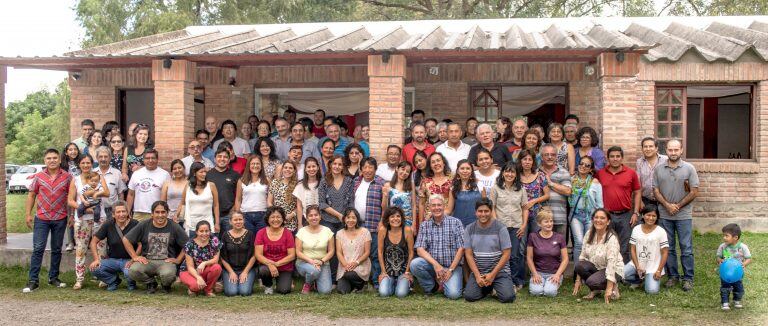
[539,144,571,235]
[181,140,214,175]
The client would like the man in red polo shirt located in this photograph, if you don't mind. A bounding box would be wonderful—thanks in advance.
[595,146,642,264]
[23,148,72,293]
[402,122,435,167]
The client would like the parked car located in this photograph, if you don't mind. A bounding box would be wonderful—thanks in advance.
[5,164,21,191]
[8,164,45,193]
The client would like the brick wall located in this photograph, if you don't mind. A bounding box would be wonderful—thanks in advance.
[1,66,7,243]
[152,60,196,168]
[204,85,255,125]
[568,81,601,130]
[414,82,467,122]
[68,85,118,140]
[368,54,406,161]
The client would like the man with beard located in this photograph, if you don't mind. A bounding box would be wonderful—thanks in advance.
[653,139,699,292]
[402,123,435,167]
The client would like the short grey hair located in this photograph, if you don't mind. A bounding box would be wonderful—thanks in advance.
[476,123,493,133]
[94,146,111,157]
[437,122,448,131]
[540,143,557,152]
[428,194,445,205]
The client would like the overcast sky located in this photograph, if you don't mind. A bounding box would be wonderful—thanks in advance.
[1,0,81,105]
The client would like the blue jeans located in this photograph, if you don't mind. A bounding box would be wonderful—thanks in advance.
[507,227,525,286]
[570,211,592,262]
[369,231,380,286]
[296,260,333,294]
[91,258,136,289]
[721,280,744,303]
[623,262,661,294]
[29,217,67,283]
[529,272,562,297]
[379,274,410,298]
[222,269,256,296]
[219,214,231,233]
[660,218,694,282]
[409,257,463,299]
[243,211,266,236]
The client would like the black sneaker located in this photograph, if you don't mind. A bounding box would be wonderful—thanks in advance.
[160,285,172,294]
[48,278,67,288]
[682,280,694,292]
[22,281,39,293]
[146,281,158,294]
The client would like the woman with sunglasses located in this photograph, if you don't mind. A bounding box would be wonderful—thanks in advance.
[569,155,604,262]
[107,134,125,172]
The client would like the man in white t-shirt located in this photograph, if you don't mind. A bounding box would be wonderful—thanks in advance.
[181,140,214,175]
[212,119,251,158]
[126,149,170,221]
[375,145,401,182]
[437,122,471,172]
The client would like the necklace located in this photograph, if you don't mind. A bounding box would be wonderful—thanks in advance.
[228,230,248,245]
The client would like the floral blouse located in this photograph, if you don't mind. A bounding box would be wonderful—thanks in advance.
[270,179,297,232]
[579,230,624,283]
[264,159,281,181]
[389,187,413,225]
[420,176,452,201]
[522,172,548,220]
[180,236,221,272]
[110,153,123,171]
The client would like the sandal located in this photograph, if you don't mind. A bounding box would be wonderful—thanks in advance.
[582,291,597,300]
[72,282,82,290]
[205,292,216,297]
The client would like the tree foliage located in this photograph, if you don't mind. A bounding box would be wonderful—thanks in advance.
[6,82,70,165]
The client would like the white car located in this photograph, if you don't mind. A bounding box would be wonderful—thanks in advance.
[8,164,45,193]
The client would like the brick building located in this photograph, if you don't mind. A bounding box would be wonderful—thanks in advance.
[1,16,768,243]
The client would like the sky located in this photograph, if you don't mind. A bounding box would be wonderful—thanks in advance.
[0,0,82,106]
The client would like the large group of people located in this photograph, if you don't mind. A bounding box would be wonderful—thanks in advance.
[20,108,716,305]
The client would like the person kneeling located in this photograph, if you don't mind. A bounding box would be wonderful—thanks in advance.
[255,207,296,295]
[336,208,372,294]
[527,208,569,297]
[463,199,515,303]
[179,221,222,297]
[123,201,189,294]
[90,201,139,291]
[572,209,624,304]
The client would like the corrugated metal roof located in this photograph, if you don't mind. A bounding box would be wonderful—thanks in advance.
[46,16,768,62]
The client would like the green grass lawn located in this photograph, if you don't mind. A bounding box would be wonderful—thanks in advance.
[5,193,29,233]
[0,232,765,322]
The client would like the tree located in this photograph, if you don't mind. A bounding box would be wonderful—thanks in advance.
[5,89,57,144]
[5,82,70,164]
[659,0,768,16]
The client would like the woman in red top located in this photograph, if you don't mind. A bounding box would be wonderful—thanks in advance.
[255,206,296,295]
[417,152,453,234]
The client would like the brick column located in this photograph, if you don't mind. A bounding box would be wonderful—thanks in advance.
[598,52,641,163]
[368,54,406,161]
[152,59,196,168]
[1,66,7,243]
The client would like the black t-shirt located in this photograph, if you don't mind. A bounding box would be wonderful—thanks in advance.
[94,219,139,259]
[124,219,188,260]
[220,230,255,273]
[468,143,511,168]
[206,167,239,215]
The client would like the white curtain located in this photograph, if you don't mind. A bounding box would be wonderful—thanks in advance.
[500,86,565,116]
[686,86,751,98]
[280,91,369,115]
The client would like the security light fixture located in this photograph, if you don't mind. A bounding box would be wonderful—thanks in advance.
[71,72,81,80]
[382,51,391,63]
[162,58,173,69]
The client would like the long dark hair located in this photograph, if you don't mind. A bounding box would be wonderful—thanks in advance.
[101,120,119,139]
[169,159,185,177]
[452,159,477,198]
[60,142,81,170]
[496,161,522,191]
[516,149,538,174]
[343,143,364,172]
[389,161,413,193]
[241,155,267,186]
[425,152,450,178]
[381,206,406,230]
[130,124,154,148]
[324,155,345,186]
[498,116,513,143]
[302,157,320,190]
[412,150,428,187]
[187,162,207,195]
[586,208,618,245]
[254,137,278,161]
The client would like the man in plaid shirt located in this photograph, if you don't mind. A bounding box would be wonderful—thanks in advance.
[411,194,466,299]
[353,157,385,287]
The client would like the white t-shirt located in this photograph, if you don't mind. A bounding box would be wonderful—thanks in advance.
[376,164,396,182]
[629,225,669,275]
[181,155,214,175]
[437,141,472,172]
[240,180,268,212]
[128,167,171,213]
[293,181,319,217]
[354,179,371,222]
[474,169,500,196]
[213,137,251,158]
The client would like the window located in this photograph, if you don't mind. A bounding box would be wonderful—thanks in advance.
[655,85,753,159]
[403,89,415,126]
[471,87,501,123]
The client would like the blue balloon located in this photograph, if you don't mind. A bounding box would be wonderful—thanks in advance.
[719,258,744,283]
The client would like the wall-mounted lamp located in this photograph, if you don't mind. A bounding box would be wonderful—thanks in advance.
[162,58,173,69]
[382,51,391,63]
[615,51,625,63]
[228,68,237,87]
[71,72,82,80]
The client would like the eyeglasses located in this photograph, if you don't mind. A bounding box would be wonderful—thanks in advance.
[579,162,593,168]
[542,153,556,157]
[188,145,201,149]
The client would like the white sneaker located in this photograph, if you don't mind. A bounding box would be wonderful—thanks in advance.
[722,303,730,310]
[264,287,274,295]
[734,301,743,309]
